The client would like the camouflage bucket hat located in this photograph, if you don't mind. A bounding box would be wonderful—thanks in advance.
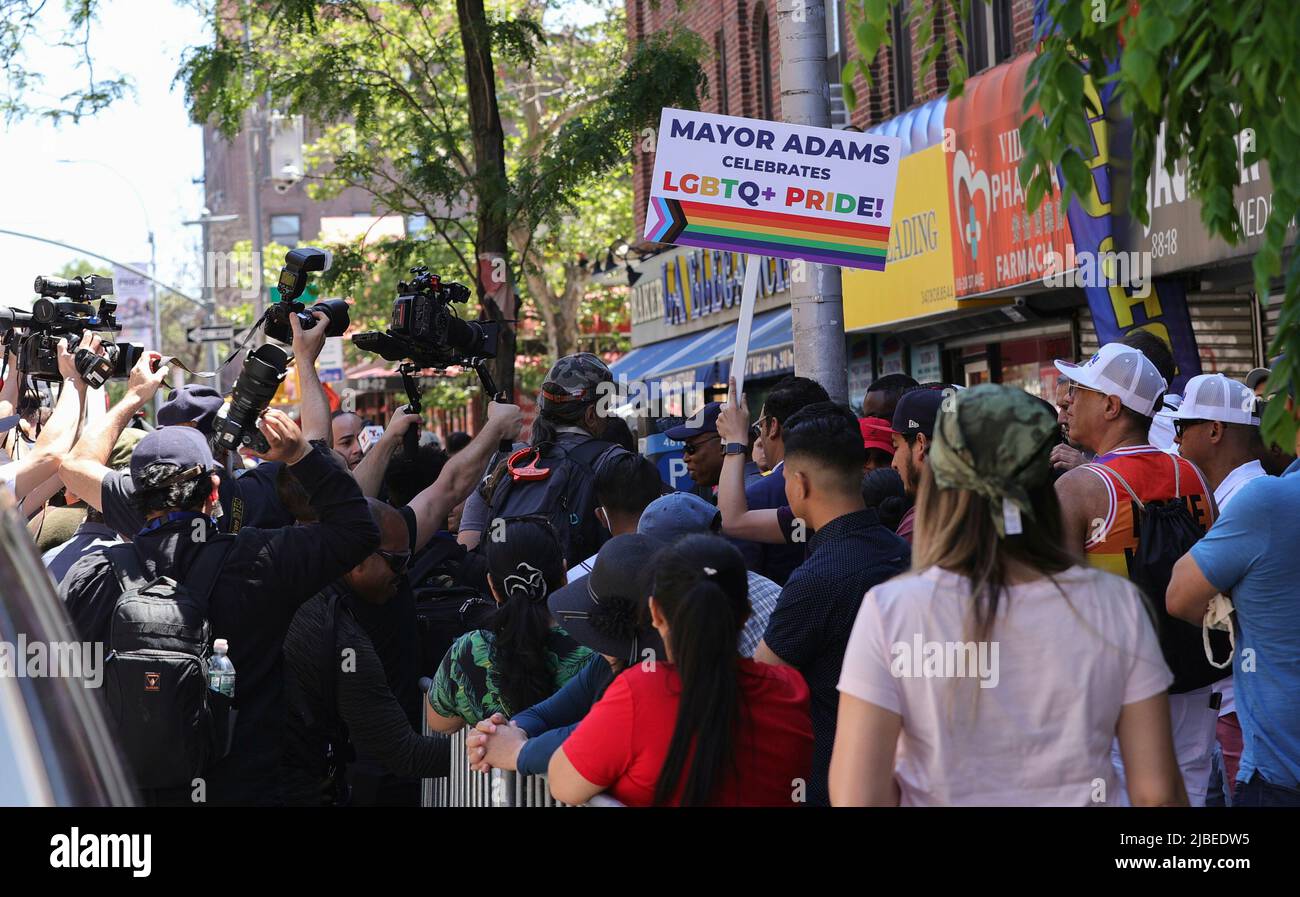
[539,353,613,415]
[929,383,1058,537]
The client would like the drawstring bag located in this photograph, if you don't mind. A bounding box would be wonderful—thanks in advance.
[1203,594,1236,670]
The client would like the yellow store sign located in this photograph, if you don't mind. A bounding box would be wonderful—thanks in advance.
[844,145,991,330]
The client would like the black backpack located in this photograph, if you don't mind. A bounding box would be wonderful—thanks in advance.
[1090,459,1229,693]
[102,538,237,791]
[484,438,616,566]
[405,537,496,679]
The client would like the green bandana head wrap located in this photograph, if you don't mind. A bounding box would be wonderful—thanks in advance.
[928,383,1058,537]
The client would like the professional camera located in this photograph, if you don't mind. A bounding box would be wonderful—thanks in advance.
[264,247,350,344]
[0,275,144,383]
[353,265,503,456]
[214,343,293,455]
[352,266,499,371]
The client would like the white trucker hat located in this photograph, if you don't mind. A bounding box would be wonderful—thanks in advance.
[1156,373,1259,426]
[1054,343,1168,418]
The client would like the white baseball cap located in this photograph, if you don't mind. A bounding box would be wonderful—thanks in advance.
[1156,373,1259,426]
[1054,343,1168,418]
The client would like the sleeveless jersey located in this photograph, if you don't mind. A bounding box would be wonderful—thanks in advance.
[1081,445,1215,581]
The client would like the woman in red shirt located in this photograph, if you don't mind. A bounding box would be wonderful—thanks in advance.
[548,534,813,806]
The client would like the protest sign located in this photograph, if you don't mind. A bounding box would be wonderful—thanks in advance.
[644,108,902,271]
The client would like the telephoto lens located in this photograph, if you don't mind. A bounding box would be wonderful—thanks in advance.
[214,344,293,454]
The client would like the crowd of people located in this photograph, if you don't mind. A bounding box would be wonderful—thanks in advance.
[5,310,1297,807]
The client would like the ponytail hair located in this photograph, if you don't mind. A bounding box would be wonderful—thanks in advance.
[648,534,750,807]
[485,519,567,715]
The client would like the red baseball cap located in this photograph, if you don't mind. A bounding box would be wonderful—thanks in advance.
[859,416,895,455]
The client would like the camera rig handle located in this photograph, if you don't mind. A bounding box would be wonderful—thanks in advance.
[471,359,514,455]
[398,362,423,459]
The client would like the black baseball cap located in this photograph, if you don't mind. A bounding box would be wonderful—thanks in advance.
[890,387,946,440]
[549,534,666,665]
[664,401,722,440]
[158,384,225,434]
[130,425,217,485]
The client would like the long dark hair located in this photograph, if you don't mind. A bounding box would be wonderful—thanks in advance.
[648,535,751,807]
[485,519,567,716]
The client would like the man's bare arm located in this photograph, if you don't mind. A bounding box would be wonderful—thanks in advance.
[7,337,92,499]
[406,403,522,553]
[1054,466,1105,563]
[352,405,422,498]
[290,312,332,444]
[59,351,169,511]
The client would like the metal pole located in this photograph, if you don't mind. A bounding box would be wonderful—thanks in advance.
[150,230,164,414]
[777,0,848,404]
[243,17,266,337]
[0,229,204,309]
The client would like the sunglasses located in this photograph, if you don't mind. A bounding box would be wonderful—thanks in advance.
[1066,382,1106,400]
[749,415,772,442]
[1173,418,1208,438]
[682,434,721,456]
[375,549,412,574]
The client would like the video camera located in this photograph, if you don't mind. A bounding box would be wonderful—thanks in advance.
[0,275,146,385]
[352,265,503,456]
[352,266,500,376]
[264,247,350,344]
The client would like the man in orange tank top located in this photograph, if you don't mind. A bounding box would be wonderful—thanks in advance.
[1054,342,1219,806]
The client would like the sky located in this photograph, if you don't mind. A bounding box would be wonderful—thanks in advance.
[0,1,211,311]
[0,0,611,316]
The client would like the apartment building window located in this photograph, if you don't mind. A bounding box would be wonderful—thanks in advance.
[269,213,301,248]
[965,0,1013,74]
[714,30,730,115]
[890,1,915,113]
[758,7,775,119]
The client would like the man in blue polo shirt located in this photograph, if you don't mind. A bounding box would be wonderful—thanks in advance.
[1168,435,1300,807]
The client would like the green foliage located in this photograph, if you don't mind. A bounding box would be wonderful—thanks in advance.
[0,0,130,122]
[179,0,705,378]
[846,0,1300,451]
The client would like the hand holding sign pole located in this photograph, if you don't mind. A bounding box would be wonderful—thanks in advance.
[731,254,762,399]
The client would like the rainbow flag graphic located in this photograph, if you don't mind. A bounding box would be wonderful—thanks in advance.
[644,197,890,270]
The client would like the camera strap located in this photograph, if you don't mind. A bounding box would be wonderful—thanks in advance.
[155,308,271,380]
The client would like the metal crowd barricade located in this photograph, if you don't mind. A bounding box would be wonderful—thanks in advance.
[418,678,621,807]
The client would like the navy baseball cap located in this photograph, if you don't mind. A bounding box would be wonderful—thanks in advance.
[130,425,217,484]
[637,491,721,542]
[158,385,225,434]
[548,534,667,664]
[664,401,723,441]
[890,388,946,440]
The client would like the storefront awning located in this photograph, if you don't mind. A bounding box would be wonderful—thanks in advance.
[617,307,794,387]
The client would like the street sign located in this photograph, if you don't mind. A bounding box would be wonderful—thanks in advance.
[187,324,235,343]
[318,337,345,383]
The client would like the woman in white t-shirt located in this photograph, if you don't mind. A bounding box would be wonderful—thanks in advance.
[829,384,1187,807]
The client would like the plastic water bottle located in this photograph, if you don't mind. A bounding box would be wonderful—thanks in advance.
[208,638,236,699]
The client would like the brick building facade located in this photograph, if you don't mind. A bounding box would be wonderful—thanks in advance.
[627,0,1036,241]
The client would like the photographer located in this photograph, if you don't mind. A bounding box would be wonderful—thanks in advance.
[0,332,98,505]
[57,323,337,534]
[59,408,379,806]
